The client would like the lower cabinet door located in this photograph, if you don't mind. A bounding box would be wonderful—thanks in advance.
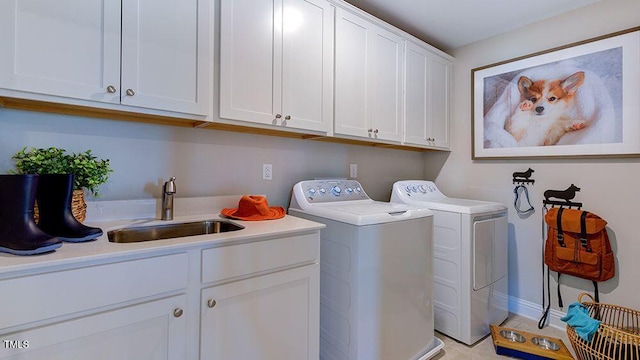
[0,295,187,360]
[200,265,319,360]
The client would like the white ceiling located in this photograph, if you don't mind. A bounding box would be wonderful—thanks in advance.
[343,0,601,52]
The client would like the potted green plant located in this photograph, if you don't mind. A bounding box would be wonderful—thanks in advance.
[11,147,113,222]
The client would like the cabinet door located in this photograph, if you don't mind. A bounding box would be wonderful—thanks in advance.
[334,9,369,138]
[0,295,187,360]
[404,41,451,149]
[334,8,403,142]
[368,24,403,142]
[121,0,210,115]
[201,265,319,360]
[220,0,280,124]
[281,0,333,132]
[429,54,451,149]
[0,0,120,103]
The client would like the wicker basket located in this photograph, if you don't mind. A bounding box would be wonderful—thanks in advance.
[567,292,640,360]
[33,189,87,223]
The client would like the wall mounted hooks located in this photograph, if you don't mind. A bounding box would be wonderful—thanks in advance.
[512,168,535,216]
[543,184,582,209]
[512,168,535,185]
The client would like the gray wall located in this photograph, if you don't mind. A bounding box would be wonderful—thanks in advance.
[433,0,640,311]
[0,108,426,208]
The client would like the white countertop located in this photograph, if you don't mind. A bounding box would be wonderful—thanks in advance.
[0,196,324,276]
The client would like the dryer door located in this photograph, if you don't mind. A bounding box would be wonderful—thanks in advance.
[472,213,508,290]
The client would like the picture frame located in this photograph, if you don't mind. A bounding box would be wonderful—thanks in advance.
[472,27,640,159]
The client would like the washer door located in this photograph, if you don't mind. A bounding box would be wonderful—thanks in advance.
[473,214,508,290]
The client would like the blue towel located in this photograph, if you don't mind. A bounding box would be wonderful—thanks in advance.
[561,302,601,342]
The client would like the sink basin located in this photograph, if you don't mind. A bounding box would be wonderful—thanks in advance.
[108,219,244,243]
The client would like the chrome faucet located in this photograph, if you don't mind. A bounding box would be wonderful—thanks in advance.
[161,176,176,220]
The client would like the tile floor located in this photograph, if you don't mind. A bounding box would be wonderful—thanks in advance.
[432,314,575,359]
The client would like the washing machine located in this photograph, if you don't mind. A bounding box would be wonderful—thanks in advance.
[289,179,444,360]
[391,180,508,345]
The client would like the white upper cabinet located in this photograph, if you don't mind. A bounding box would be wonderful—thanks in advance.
[404,40,452,149]
[0,0,121,104]
[220,0,333,132]
[0,0,210,116]
[334,7,404,142]
[121,0,210,115]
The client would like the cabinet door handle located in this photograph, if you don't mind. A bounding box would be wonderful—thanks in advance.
[275,114,282,119]
[106,85,117,94]
[284,115,291,120]
[368,128,373,133]
[373,129,379,134]
[125,88,135,96]
[173,308,183,318]
[207,299,217,308]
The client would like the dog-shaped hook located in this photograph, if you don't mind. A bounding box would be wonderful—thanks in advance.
[544,184,580,203]
[512,168,535,184]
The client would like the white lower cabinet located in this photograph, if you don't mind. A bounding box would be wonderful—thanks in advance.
[0,295,187,360]
[0,231,320,360]
[200,264,319,359]
[0,253,189,360]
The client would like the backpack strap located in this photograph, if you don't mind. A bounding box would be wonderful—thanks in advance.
[556,208,566,247]
[557,273,564,308]
[580,211,592,252]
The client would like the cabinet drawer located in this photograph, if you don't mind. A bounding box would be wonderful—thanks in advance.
[0,253,188,331]
[201,233,319,284]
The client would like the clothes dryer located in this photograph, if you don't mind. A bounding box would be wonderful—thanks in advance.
[391,180,508,345]
[289,179,444,360]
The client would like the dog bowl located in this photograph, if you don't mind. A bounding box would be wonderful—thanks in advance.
[499,330,526,343]
[531,337,561,351]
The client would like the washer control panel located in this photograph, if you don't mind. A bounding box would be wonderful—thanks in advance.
[298,179,369,203]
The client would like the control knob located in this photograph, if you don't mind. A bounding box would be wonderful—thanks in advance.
[331,186,342,196]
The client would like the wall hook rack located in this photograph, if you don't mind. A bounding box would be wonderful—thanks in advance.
[512,168,535,185]
[542,184,582,209]
[512,168,535,216]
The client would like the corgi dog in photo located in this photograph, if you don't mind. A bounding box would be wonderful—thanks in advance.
[505,71,587,146]
[482,64,617,149]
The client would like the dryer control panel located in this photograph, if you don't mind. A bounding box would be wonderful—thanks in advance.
[296,179,370,203]
[392,180,444,201]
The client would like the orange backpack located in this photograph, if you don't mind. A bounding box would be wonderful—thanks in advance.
[544,208,614,304]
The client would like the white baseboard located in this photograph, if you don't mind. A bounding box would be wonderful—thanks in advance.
[508,295,567,330]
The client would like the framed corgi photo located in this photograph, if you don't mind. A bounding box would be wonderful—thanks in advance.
[472,26,640,159]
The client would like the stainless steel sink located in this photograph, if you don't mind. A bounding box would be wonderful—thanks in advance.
[108,219,244,243]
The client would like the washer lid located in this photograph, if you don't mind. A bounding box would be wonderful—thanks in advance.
[391,180,507,214]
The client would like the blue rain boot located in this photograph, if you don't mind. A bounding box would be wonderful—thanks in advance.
[0,174,62,255]
[36,174,103,242]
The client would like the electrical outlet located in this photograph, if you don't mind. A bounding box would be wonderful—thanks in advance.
[350,164,357,178]
[263,164,272,180]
